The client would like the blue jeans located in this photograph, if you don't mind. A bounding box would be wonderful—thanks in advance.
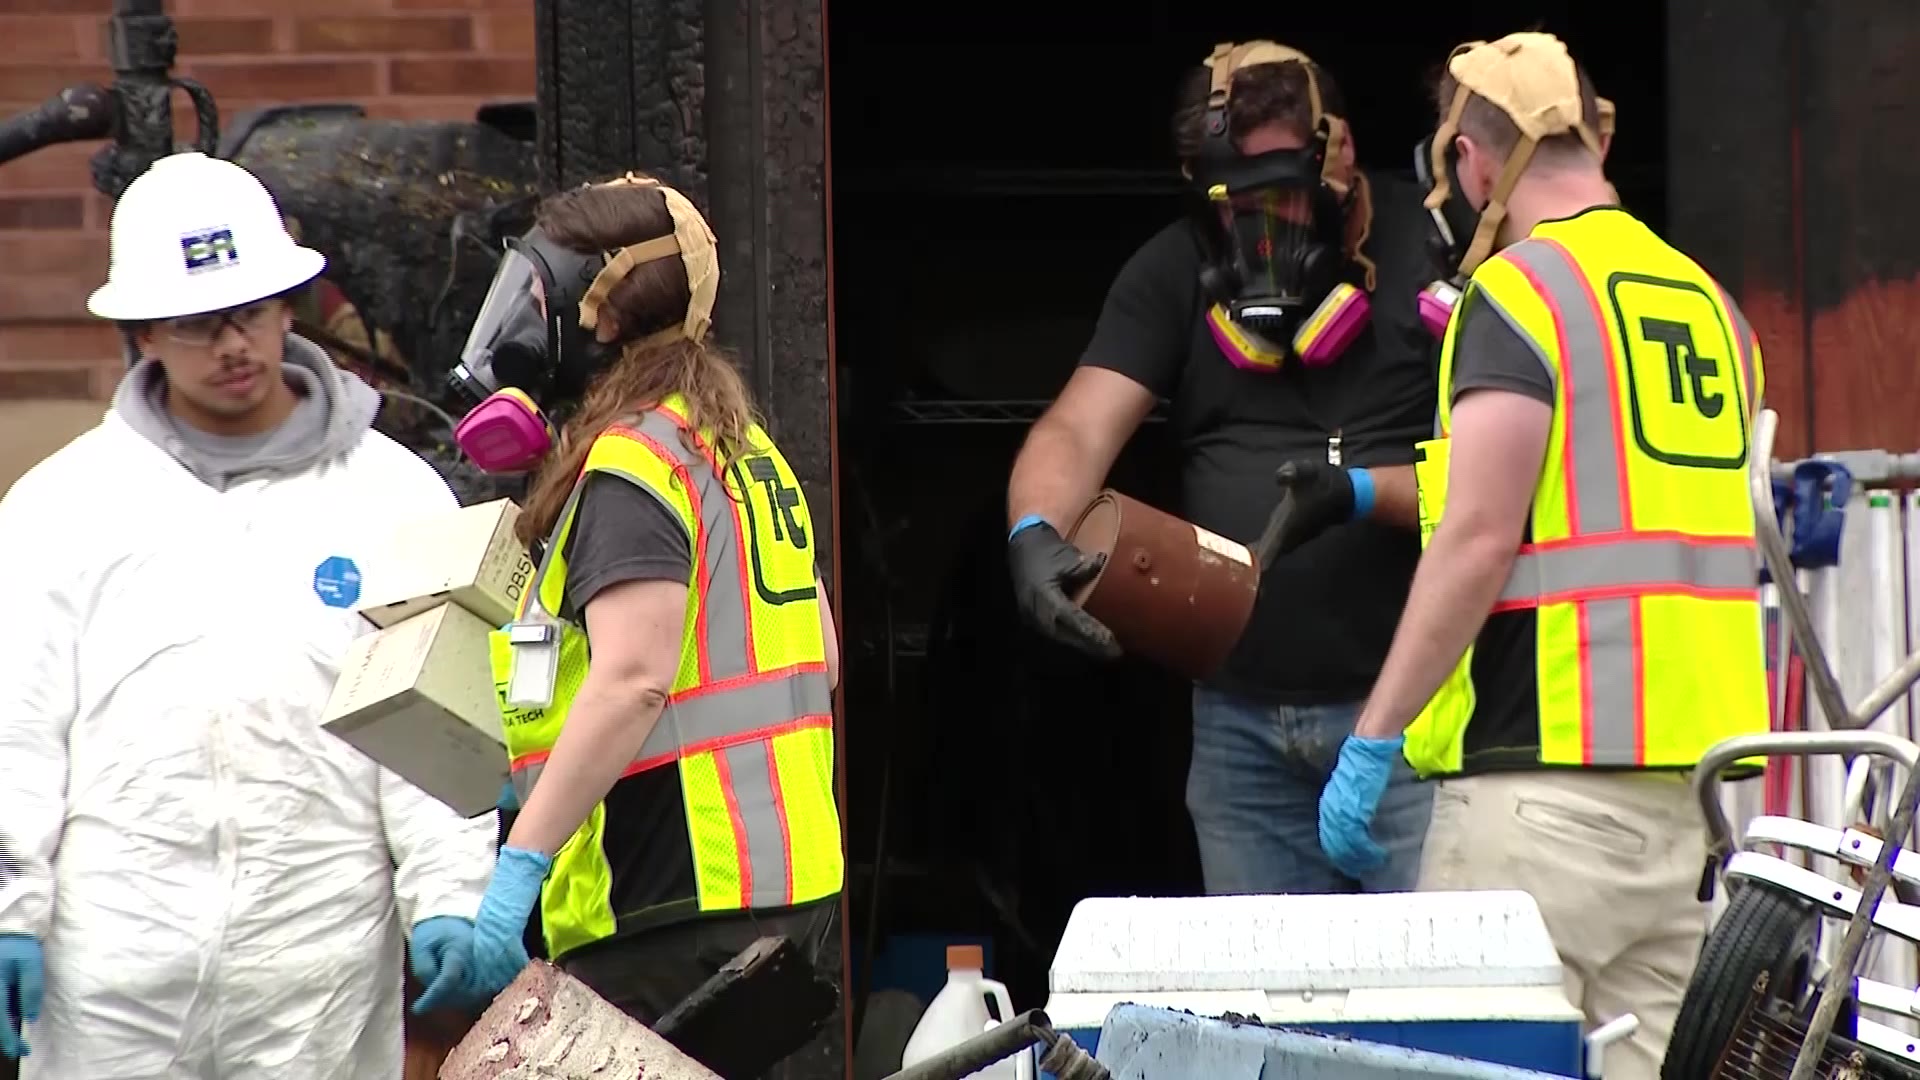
[1186,686,1434,894]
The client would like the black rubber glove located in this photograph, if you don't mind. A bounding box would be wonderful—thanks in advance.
[1007,521,1122,659]
[1270,460,1357,557]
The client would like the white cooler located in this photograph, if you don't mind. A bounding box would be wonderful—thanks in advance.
[1039,892,1587,1078]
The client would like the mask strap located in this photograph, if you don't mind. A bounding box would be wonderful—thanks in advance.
[1438,37,1606,278]
[1343,171,1377,292]
[577,234,679,337]
[572,173,722,346]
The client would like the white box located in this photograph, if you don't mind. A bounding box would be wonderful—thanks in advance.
[322,602,508,817]
[356,498,536,629]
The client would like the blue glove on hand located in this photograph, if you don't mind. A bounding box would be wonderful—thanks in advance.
[0,934,44,1060]
[409,916,479,1015]
[1318,734,1404,880]
[497,779,520,814]
[469,846,553,998]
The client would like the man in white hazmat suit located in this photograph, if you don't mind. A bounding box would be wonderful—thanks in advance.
[0,150,498,1078]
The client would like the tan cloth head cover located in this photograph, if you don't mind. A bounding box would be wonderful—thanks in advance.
[574,172,720,346]
[1199,40,1375,290]
[1425,32,1610,277]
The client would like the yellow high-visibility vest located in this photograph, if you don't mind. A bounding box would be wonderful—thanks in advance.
[491,395,843,960]
[1407,208,1769,778]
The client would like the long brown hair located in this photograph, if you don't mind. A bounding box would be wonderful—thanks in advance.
[516,179,764,548]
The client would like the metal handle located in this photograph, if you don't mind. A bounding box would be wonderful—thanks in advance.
[1696,730,1920,859]
[1584,1013,1639,1079]
[172,77,219,157]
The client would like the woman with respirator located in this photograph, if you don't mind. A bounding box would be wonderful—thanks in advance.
[445,174,845,1029]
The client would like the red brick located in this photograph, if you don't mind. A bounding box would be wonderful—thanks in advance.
[171,15,277,56]
[171,0,384,12]
[389,56,530,96]
[0,272,92,320]
[476,11,533,54]
[0,140,101,193]
[293,15,472,53]
[0,229,106,277]
[82,191,111,230]
[0,194,83,230]
[0,320,118,363]
[0,15,86,58]
[182,59,380,100]
[0,62,107,102]
[0,0,108,14]
[0,365,94,399]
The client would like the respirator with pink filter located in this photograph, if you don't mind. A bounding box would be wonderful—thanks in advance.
[447,175,719,474]
[1189,41,1378,373]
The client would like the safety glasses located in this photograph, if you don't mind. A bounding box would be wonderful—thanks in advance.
[160,299,283,347]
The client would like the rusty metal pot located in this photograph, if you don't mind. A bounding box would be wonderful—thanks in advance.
[1065,489,1261,682]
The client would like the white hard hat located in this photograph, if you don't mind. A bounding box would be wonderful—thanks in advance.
[86,151,327,322]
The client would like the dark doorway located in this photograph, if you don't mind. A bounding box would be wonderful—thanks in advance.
[826,0,1666,1031]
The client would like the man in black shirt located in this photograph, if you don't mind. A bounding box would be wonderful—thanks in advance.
[1005,44,1437,895]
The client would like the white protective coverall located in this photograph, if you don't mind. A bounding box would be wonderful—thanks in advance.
[0,345,496,1079]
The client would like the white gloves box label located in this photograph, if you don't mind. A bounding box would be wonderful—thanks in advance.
[321,602,506,817]
[355,498,536,629]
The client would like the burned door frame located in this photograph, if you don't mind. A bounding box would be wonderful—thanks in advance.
[532,0,847,1076]
[1668,0,1920,460]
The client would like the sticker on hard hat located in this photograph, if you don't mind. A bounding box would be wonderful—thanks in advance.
[181,227,240,274]
[313,555,363,609]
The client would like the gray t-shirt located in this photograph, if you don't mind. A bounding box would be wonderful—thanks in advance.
[1446,280,1556,409]
[556,472,693,623]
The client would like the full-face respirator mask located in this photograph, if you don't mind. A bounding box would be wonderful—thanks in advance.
[448,174,720,474]
[1411,35,1616,339]
[1189,41,1377,373]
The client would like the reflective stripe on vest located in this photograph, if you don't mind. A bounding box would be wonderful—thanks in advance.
[494,398,841,955]
[1408,213,1769,775]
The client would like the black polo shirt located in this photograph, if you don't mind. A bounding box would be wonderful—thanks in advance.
[1077,170,1440,705]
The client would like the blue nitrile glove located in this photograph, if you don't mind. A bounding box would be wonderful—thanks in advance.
[497,779,520,814]
[469,846,553,996]
[1318,734,1404,879]
[0,934,44,1060]
[409,916,480,1015]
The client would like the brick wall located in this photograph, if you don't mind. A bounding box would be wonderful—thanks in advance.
[0,0,536,406]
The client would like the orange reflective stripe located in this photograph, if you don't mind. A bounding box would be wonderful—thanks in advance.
[1501,238,1643,764]
[1491,532,1758,611]
[510,678,832,789]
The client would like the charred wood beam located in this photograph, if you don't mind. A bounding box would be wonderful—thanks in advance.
[1669,0,1920,458]
[533,0,704,195]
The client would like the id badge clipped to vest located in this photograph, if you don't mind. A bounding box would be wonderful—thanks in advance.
[503,618,561,709]
[1414,436,1451,550]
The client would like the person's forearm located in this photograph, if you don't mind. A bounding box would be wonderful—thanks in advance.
[1354,523,1518,739]
[1360,466,1419,529]
[504,670,668,856]
[1007,418,1107,530]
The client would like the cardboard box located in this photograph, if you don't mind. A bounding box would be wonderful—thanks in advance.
[322,602,508,817]
[356,498,536,629]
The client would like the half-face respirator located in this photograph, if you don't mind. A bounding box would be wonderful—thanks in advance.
[448,174,719,474]
[1411,35,1616,339]
[1189,41,1377,373]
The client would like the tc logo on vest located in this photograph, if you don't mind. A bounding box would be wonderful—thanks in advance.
[313,555,363,609]
[731,453,817,607]
[1607,272,1748,471]
[181,228,240,275]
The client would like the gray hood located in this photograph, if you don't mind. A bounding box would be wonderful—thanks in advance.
[112,334,383,491]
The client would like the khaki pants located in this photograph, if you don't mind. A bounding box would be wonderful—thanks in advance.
[1416,771,1709,1080]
